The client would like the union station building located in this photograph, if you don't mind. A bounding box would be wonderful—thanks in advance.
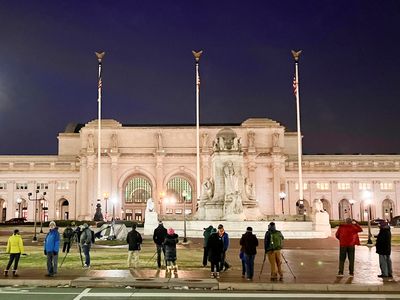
[0,118,399,223]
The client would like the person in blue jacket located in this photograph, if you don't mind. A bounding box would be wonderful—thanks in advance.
[44,221,60,277]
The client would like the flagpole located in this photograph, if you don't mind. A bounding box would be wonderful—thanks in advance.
[192,50,203,205]
[95,51,105,208]
[291,50,304,202]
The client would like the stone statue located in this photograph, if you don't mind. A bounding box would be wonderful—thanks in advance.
[232,137,241,151]
[218,136,225,151]
[225,193,243,215]
[93,202,104,221]
[87,134,94,152]
[313,198,325,213]
[248,131,255,148]
[200,178,214,201]
[223,161,239,196]
[146,198,155,212]
[272,132,280,147]
[244,177,256,200]
[201,133,209,151]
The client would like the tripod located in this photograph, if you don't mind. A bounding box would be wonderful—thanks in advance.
[59,231,84,268]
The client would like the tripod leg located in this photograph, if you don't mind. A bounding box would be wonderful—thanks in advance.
[281,252,296,279]
[60,251,68,268]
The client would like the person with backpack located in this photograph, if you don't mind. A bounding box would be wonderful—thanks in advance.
[163,228,179,275]
[217,224,230,271]
[264,222,284,281]
[126,223,143,268]
[80,223,93,268]
[62,224,74,253]
[240,226,258,280]
[375,221,392,278]
[44,221,60,277]
[153,221,168,269]
[4,229,24,277]
[202,225,213,267]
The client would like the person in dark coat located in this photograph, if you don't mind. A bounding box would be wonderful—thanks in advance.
[126,223,143,268]
[375,221,392,278]
[163,228,179,274]
[202,225,213,267]
[207,228,224,278]
[240,226,258,280]
[62,225,74,253]
[153,221,168,269]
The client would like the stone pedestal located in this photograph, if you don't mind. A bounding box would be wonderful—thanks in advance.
[312,211,331,237]
[144,211,159,235]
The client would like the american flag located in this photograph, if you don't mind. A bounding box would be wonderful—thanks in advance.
[293,77,298,96]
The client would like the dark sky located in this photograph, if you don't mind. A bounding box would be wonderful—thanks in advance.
[0,1,399,155]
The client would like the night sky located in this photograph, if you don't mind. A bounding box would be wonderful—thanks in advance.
[0,1,399,155]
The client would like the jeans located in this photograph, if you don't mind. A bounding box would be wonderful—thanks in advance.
[267,250,282,279]
[128,250,140,268]
[379,254,392,277]
[241,256,246,276]
[46,252,57,275]
[6,253,20,271]
[244,254,255,279]
[203,247,208,266]
[156,244,165,268]
[82,244,91,266]
[211,261,220,273]
[338,246,355,275]
[63,242,71,253]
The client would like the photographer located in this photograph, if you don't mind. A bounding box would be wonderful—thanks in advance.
[80,223,93,268]
[126,223,143,268]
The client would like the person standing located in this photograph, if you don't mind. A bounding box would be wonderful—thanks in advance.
[62,224,74,253]
[207,227,223,278]
[240,226,258,280]
[44,221,60,277]
[335,218,362,277]
[126,223,143,268]
[80,223,93,268]
[153,221,168,269]
[264,222,284,281]
[4,229,24,277]
[202,225,213,267]
[164,228,179,274]
[375,221,392,278]
[217,224,230,271]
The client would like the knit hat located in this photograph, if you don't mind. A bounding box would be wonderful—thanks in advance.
[246,226,253,232]
[49,221,56,228]
[167,228,175,235]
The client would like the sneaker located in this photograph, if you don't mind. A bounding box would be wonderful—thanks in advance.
[45,274,54,277]
[4,270,8,277]
[336,273,344,278]
[378,274,388,278]
[210,272,215,278]
[83,264,90,269]
[216,272,220,279]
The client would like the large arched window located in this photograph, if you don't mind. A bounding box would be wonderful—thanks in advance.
[166,177,193,203]
[125,177,152,203]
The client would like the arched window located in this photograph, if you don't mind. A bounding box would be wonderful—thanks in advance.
[166,177,193,203]
[125,177,152,203]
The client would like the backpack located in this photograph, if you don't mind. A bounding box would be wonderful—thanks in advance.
[270,231,283,250]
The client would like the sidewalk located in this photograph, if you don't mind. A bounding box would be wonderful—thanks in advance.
[0,237,399,292]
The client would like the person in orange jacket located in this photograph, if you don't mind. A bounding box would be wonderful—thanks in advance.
[335,218,363,277]
[4,229,24,277]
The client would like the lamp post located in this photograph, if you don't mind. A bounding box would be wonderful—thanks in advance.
[28,190,46,242]
[39,196,47,233]
[16,198,22,218]
[362,190,373,246]
[349,199,355,220]
[182,190,188,243]
[111,197,116,220]
[279,192,286,215]
[103,192,109,221]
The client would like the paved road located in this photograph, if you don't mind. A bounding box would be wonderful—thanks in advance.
[1,287,400,300]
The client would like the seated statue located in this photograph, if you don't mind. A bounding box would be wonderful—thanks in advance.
[200,178,214,201]
[313,198,325,214]
[146,198,155,212]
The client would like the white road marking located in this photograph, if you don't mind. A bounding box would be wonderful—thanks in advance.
[73,288,91,300]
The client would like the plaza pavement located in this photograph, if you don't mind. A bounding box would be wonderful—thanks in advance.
[0,233,399,293]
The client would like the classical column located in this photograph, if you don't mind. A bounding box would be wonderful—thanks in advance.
[68,180,77,220]
[272,162,281,215]
[330,180,338,219]
[110,154,120,216]
[87,155,95,219]
[394,180,400,216]
[79,157,88,219]
[155,154,165,214]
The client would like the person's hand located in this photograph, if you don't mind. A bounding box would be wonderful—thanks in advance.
[352,220,357,224]
[53,251,58,256]
[44,250,47,255]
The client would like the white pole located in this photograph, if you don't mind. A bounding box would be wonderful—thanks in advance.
[192,50,203,204]
[95,52,105,202]
[292,50,303,201]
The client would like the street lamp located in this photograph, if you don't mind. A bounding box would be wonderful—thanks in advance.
[28,190,46,242]
[16,198,22,218]
[39,198,47,234]
[279,192,286,215]
[111,197,116,220]
[362,190,373,247]
[349,199,355,220]
[103,192,109,221]
[182,190,188,243]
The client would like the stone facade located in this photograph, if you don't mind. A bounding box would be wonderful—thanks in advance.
[0,118,399,223]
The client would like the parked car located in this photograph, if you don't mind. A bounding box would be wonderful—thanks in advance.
[390,216,400,227]
[5,218,27,225]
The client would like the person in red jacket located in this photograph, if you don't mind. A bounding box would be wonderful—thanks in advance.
[335,218,363,277]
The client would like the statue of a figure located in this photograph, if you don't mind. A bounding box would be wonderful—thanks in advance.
[146,198,155,212]
[87,134,94,152]
[218,136,225,151]
[272,132,280,147]
[156,132,163,151]
[248,131,255,148]
[200,178,214,201]
[93,202,104,221]
[313,198,325,214]
[244,177,256,200]
[111,133,118,151]
[225,193,243,215]
[232,137,239,150]
[201,133,209,151]
[223,161,239,195]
